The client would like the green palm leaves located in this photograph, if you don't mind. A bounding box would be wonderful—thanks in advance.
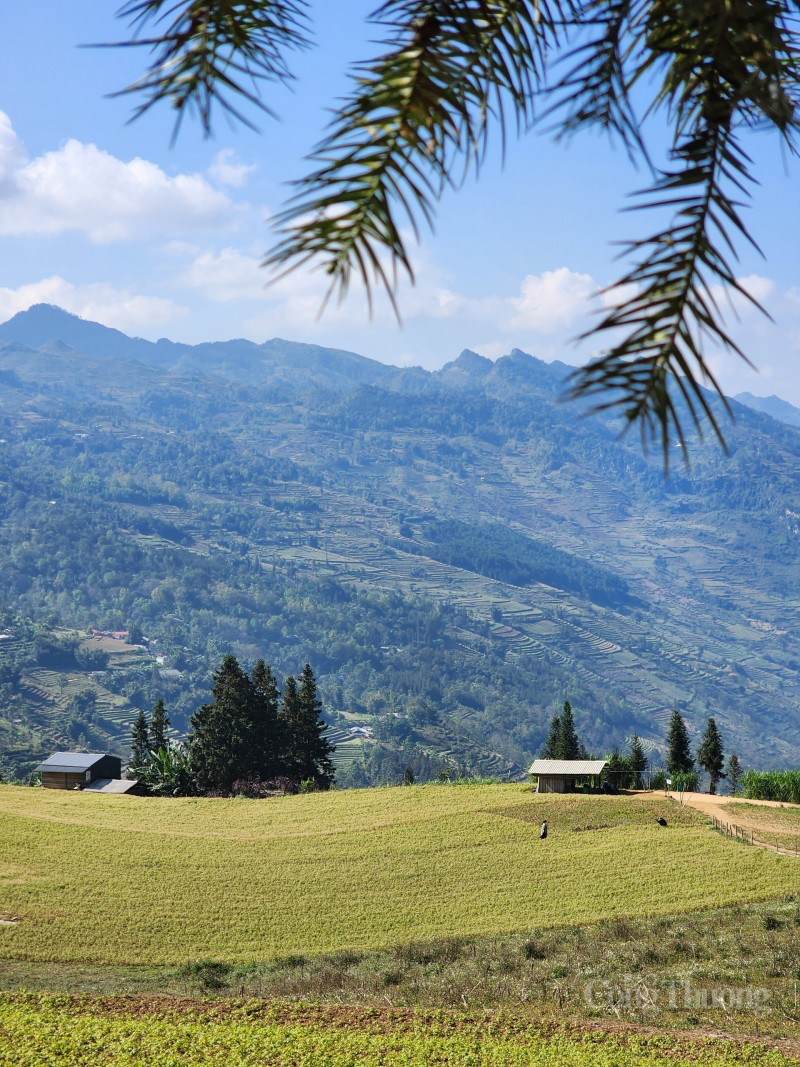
[111,1,800,457]
[110,0,310,136]
[268,1,561,315]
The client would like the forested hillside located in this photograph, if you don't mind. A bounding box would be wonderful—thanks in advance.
[1,304,799,782]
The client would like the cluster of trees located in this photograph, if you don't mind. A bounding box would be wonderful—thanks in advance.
[541,701,649,788]
[130,658,334,796]
[665,710,740,795]
[538,703,747,796]
[542,701,587,762]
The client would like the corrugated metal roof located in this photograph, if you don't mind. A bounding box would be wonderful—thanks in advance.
[84,778,140,794]
[528,759,607,775]
[35,751,110,773]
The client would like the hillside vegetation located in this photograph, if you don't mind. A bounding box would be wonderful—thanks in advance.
[0,785,797,966]
[3,305,800,778]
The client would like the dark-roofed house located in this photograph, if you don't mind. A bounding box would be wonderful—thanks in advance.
[528,759,607,794]
[35,752,122,790]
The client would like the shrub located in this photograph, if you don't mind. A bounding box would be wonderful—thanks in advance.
[523,940,546,960]
[179,960,232,990]
[231,777,299,798]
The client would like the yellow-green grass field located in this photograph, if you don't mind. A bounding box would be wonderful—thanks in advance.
[1,996,798,1067]
[0,784,797,966]
[720,802,800,837]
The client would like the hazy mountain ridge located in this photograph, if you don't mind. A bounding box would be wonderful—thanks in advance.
[735,390,800,429]
[1,304,799,778]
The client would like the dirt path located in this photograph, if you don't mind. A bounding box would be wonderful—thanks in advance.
[675,792,800,856]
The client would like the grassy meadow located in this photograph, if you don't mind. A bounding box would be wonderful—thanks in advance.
[2,995,799,1067]
[0,784,797,966]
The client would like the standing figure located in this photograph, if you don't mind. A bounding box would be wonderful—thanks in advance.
[540,820,548,839]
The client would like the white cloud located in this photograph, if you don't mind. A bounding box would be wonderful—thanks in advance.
[709,273,776,317]
[0,276,186,335]
[208,148,257,188]
[181,245,401,331]
[505,267,596,332]
[0,112,238,243]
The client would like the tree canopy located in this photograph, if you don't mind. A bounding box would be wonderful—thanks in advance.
[665,708,694,776]
[697,716,726,794]
[106,0,800,461]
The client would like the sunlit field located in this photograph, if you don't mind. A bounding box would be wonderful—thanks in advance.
[0,784,796,966]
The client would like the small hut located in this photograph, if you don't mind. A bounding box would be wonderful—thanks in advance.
[528,758,607,794]
[35,752,123,790]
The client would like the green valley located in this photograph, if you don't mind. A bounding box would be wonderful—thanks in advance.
[1,305,800,781]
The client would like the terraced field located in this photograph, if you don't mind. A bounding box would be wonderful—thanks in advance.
[0,785,797,966]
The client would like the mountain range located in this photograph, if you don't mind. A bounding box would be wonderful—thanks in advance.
[1,304,799,780]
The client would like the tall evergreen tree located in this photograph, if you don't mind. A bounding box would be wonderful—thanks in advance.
[129,707,150,773]
[666,710,694,776]
[150,698,170,753]
[629,734,648,789]
[280,664,335,789]
[697,717,725,795]
[558,701,580,760]
[726,753,742,796]
[190,654,254,794]
[542,715,562,759]
[250,659,282,779]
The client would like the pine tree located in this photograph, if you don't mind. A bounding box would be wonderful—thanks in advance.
[129,707,150,774]
[190,654,254,794]
[281,665,336,789]
[697,717,725,795]
[150,698,170,753]
[666,710,694,776]
[558,701,580,760]
[727,753,742,796]
[542,715,562,759]
[629,734,648,789]
[250,659,282,779]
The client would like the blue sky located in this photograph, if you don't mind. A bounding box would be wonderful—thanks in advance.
[2,3,800,401]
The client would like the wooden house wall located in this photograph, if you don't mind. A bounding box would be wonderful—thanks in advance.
[42,771,88,790]
[536,775,574,794]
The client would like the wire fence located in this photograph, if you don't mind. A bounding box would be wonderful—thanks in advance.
[709,814,800,857]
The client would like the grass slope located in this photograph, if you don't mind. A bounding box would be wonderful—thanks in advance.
[0,785,797,967]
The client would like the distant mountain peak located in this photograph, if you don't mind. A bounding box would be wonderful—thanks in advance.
[734,391,800,429]
[442,349,494,377]
[0,303,152,362]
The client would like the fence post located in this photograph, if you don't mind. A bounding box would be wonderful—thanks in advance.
[750,828,753,845]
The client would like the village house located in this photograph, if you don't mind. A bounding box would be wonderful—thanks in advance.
[35,751,143,794]
[528,758,608,794]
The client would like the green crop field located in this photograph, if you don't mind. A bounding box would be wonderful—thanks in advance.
[1,996,798,1067]
[0,785,797,966]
